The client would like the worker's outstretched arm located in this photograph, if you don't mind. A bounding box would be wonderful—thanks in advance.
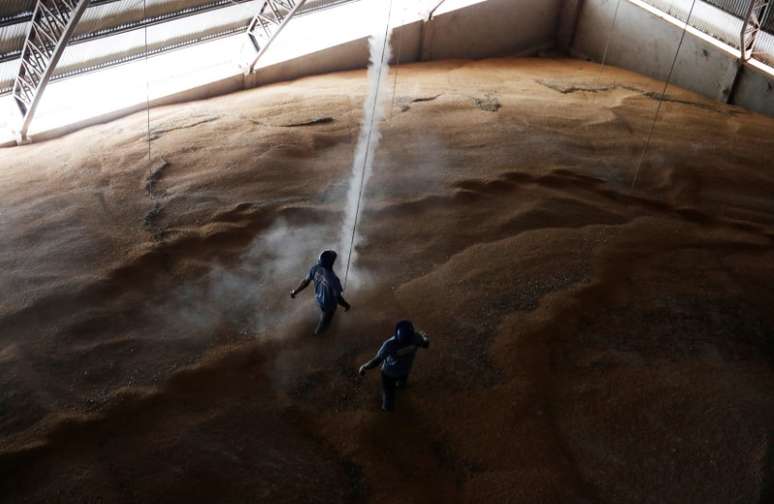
[359,343,388,375]
[358,355,383,375]
[290,278,310,298]
[417,331,430,349]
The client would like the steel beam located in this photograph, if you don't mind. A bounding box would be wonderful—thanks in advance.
[12,0,89,142]
[741,0,769,62]
[245,0,308,74]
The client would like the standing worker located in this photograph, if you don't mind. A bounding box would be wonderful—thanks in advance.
[291,250,351,335]
[359,320,430,411]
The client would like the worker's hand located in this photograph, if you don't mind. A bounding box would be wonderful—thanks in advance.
[290,290,296,299]
[358,365,367,376]
[344,304,351,312]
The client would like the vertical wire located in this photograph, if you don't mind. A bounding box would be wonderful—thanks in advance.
[144,0,151,171]
[597,0,624,81]
[389,3,403,119]
[343,0,394,288]
[585,0,623,152]
[631,0,698,190]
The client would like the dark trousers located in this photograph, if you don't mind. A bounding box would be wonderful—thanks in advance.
[315,307,336,335]
[381,372,408,411]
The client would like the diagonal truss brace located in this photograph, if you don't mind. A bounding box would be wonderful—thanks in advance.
[245,0,308,74]
[741,0,770,62]
[12,0,89,142]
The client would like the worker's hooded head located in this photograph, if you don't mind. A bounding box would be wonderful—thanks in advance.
[394,320,415,345]
[318,250,337,271]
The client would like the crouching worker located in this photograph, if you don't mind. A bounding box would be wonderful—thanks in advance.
[358,320,430,411]
[291,250,351,335]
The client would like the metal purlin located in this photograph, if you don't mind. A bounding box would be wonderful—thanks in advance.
[587,0,624,132]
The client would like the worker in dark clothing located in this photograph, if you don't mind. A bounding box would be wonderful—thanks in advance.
[291,250,351,335]
[359,320,430,411]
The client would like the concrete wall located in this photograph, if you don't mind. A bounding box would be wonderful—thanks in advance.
[419,0,562,61]
[570,0,774,116]
[247,0,563,89]
[733,62,774,117]
[246,20,424,89]
[248,37,372,89]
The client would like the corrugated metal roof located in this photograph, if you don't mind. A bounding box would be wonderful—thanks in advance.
[0,21,25,94]
[702,0,750,18]
[56,0,258,79]
[0,0,358,96]
[0,17,27,59]
[0,1,35,22]
[764,4,774,32]
[74,0,234,38]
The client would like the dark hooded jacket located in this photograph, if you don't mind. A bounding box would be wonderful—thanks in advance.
[365,321,430,378]
[307,251,344,312]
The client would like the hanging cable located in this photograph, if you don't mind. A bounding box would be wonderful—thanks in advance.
[580,0,623,153]
[597,0,624,81]
[389,3,404,119]
[631,0,698,189]
[583,0,624,124]
[343,0,394,288]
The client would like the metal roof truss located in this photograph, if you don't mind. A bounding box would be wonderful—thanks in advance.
[741,0,770,61]
[246,0,308,73]
[12,0,88,142]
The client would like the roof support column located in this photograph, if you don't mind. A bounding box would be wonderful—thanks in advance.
[12,0,89,143]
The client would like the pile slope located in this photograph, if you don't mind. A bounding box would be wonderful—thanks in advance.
[0,58,773,503]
